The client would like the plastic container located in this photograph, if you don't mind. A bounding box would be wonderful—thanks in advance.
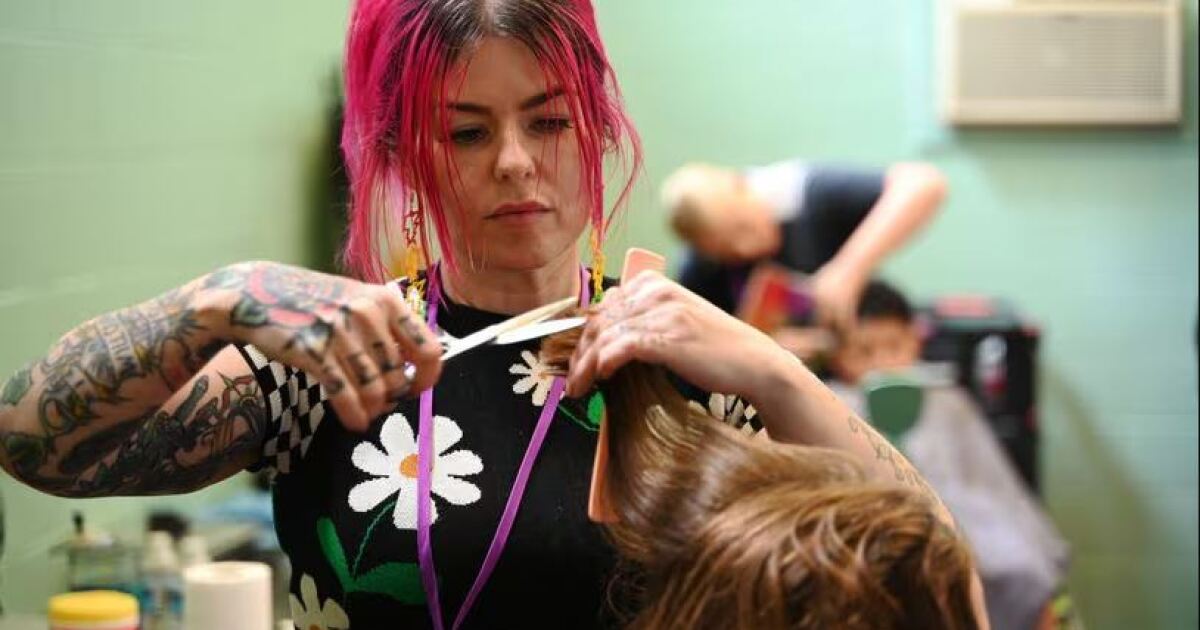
[64,544,139,594]
[140,531,182,629]
[53,512,139,594]
[48,590,139,630]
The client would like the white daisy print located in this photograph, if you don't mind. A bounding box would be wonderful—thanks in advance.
[688,392,759,435]
[510,350,556,407]
[348,413,483,530]
[289,573,349,630]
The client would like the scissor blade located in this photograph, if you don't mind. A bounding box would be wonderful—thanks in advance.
[440,329,494,361]
[441,296,578,361]
[495,296,577,333]
[493,316,586,345]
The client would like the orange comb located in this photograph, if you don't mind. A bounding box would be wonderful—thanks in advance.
[587,248,666,523]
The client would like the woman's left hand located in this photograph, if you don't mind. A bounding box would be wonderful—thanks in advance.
[565,271,792,401]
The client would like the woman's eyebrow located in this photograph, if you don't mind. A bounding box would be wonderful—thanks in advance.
[445,88,566,114]
[519,88,565,110]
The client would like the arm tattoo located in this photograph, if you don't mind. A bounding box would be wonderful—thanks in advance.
[848,414,945,510]
[2,262,345,493]
[39,287,204,416]
[1,364,34,408]
[2,287,216,480]
[206,263,348,363]
[55,373,267,497]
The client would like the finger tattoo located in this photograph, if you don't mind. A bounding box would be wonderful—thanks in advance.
[372,341,397,372]
[347,352,379,386]
[399,316,427,347]
[322,365,346,396]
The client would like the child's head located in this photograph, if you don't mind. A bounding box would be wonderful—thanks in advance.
[832,280,922,385]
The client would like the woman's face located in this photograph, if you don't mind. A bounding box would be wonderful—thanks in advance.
[431,36,587,273]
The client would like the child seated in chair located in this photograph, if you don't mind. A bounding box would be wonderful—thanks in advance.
[827,280,1080,630]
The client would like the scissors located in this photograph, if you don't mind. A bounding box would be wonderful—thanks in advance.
[393,287,586,382]
[436,295,585,361]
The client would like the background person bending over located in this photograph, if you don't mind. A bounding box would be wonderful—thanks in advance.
[663,159,946,339]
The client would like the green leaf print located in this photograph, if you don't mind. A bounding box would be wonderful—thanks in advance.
[586,392,605,429]
[317,518,353,591]
[318,510,426,606]
[351,562,425,604]
[559,392,605,433]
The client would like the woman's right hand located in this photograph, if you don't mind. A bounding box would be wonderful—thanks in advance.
[203,262,442,431]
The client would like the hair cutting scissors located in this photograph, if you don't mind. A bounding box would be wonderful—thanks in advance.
[435,296,585,361]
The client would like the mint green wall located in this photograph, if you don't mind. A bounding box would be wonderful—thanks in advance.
[596,1,1198,628]
[0,0,350,614]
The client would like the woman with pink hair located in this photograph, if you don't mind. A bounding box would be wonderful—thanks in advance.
[1,1,980,627]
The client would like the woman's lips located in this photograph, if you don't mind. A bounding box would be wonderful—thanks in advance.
[488,202,552,225]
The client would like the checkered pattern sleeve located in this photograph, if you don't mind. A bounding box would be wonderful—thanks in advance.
[671,375,764,435]
[234,344,329,476]
[687,392,765,436]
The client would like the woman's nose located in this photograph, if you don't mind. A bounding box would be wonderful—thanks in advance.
[494,126,536,182]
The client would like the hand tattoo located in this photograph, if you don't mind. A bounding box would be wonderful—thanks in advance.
[371,342,397,372]
[207,264,348,363]
[346,352,378,386]
[398,315,426,348]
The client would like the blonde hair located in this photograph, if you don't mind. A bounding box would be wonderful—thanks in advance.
[659,163,732,242]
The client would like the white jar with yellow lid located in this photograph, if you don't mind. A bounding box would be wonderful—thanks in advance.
[48,590,139,630]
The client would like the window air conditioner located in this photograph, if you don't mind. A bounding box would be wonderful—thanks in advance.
[938,0,1183,125]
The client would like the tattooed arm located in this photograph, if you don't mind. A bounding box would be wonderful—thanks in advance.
[0,262,440,496]
[0,277,234,494]
[0,348,268,496]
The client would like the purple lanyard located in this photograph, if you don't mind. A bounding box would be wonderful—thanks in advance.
[417,265,590,630]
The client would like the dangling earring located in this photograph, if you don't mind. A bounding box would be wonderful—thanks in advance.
[588,223,606,304]
[403,191,428,316]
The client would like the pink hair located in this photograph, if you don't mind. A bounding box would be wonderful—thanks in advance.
[340,0,642,283]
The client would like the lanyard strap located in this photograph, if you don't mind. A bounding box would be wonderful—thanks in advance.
[417,265,590,630]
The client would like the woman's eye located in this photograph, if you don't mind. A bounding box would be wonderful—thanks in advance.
[531,117,573,134]
[450,127,488,146]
